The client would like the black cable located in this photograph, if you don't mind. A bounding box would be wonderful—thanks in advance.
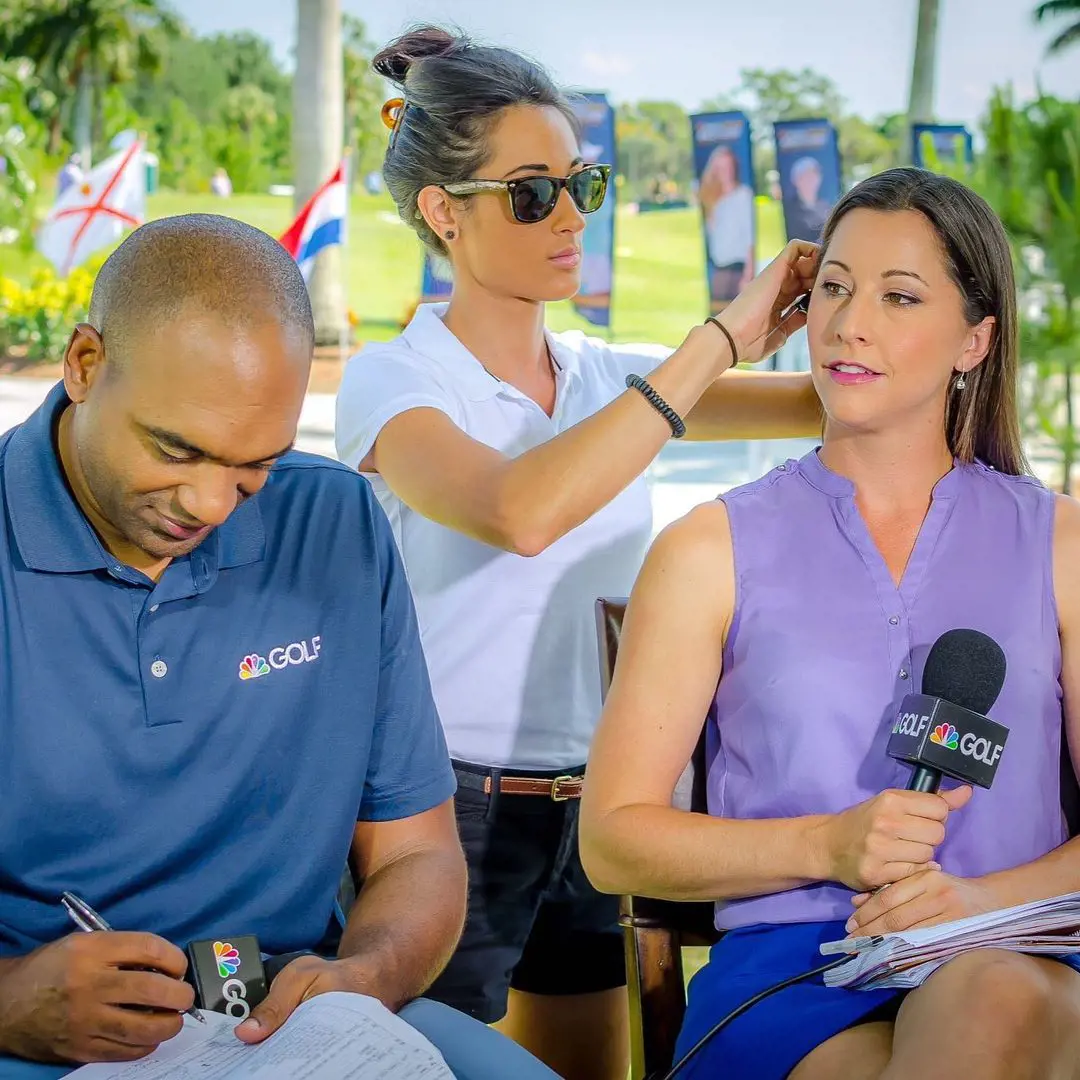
[651,956,850,1080]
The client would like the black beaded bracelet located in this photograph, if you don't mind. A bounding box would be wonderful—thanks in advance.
[625,373,686,439]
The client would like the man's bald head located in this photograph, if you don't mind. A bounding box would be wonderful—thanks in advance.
[62,213,318,574]
[87,213,314,366]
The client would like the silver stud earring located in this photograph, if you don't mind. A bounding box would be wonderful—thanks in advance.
[955,371,967,391]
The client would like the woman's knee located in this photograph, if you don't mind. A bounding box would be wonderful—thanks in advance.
[909,950,1058,1045]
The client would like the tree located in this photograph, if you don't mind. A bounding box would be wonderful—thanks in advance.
[0,59,43,247]
[293,0,346,345]
[701,68,895,188]
[342,14,385,182]
[907,0,940,125]
[126,30,292,191]
[3,0,183,167]
[1034,0,1080,54]
[975,89,1080,492]
[616,100,692,202]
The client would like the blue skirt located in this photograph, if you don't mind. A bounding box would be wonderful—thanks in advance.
[675,919,1080,1080]
[673,920,904,1080]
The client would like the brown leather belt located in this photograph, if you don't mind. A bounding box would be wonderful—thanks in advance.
[454,765,585,801]
[484,773,584,800]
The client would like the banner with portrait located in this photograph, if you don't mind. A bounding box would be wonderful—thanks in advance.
[773,118,843,245]
[571,92,616,328]
[690,111,756,315]
[911,124,973,170]
[420,252,453,305]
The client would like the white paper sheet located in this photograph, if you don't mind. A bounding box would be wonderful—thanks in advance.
[820,889,1080,990]
[68,992,455,1079]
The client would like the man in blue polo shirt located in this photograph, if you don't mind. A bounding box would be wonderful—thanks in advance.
[0,215,558,1080]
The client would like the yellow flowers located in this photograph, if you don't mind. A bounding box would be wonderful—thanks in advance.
[0,267,94,360]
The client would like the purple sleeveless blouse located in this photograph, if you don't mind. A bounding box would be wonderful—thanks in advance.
[708,449,1066,929]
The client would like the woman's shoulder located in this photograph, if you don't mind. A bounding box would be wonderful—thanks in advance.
[550,328,672,387]
[339,323,459,403]
[962,460,1056,512]
[1054,491,1080,549]
[649,500,733,568]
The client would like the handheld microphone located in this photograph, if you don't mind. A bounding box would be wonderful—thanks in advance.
[887,628,1008,793]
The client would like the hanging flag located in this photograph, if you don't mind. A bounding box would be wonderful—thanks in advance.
[689,111,755,316]
[572,92,616,328]
[279,160,347,281]
[773,118,843,245]
[911,124,973,171]
[36,140,145,275]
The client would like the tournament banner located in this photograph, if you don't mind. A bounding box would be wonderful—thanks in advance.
[420,252,453,304]
[690,111,755,315]
[773,118,842,245]
[571,92,616,328]
[912,124,973,170]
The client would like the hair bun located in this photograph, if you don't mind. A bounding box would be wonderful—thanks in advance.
[373,26,461,85]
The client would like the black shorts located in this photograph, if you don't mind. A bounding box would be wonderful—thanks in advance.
[426,761,626,1023]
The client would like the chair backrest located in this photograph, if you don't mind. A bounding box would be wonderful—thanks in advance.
[595,598,707,812]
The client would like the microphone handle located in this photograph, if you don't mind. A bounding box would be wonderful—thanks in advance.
[907,765,942,793]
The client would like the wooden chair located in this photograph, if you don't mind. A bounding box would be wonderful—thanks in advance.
[594,595,1080,1080]
[595,597,719,1080]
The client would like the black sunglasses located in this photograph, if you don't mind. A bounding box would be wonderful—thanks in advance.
[441,164,611,224]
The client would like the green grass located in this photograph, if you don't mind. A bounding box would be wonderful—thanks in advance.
[0,191,786,347]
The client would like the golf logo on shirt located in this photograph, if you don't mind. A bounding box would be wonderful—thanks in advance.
[238,654,270,680]
[929,723,959,750]
[214,941,241,978]
[237,637,322,681]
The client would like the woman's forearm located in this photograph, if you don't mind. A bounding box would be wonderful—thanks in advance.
[685,369,821,441]
[495,323,731,553]
[982,835,1080,909]
[580,802,835,902]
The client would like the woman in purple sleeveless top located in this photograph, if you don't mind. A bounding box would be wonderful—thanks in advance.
[580,168,1080,1079]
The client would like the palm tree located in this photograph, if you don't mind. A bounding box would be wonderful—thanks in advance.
[1034,0,1080,54]
[293,0,347,346]
[906,0,940,161]
[3,0,182,167]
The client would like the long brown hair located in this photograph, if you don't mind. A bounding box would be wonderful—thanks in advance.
[819,168,1027,476]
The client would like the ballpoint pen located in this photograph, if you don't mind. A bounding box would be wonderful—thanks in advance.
[61,891,206,1024]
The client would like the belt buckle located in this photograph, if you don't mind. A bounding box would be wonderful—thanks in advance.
[550,774,580,802]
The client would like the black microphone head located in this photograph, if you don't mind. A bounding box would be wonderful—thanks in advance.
[921,629,1006,716]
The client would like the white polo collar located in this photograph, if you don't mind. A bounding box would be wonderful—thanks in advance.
[401,303,580,403]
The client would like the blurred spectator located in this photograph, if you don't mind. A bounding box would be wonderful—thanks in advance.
[210,167,233,198]
[56,154,83,198]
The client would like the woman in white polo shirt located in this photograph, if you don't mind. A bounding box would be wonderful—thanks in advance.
[336,27,819,1080]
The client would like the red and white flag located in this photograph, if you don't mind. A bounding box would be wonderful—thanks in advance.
[278,161,347,282]
[37,140,146,275]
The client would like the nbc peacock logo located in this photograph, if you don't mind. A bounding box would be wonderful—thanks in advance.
[214,941,241,979]
[929,723,959,750]
[238,654,270,680]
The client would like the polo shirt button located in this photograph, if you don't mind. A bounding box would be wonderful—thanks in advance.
[889,615,900,626]
[899,668,910,680]
[149,604,159,613]
[151,659,168,678]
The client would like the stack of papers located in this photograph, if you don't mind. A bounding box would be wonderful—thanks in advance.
[69,992,455,1079]
[819,891,1080,990]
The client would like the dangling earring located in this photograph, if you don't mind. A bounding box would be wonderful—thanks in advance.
[955,371,967,391]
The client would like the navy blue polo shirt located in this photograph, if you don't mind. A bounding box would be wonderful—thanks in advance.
[0,384,455,958]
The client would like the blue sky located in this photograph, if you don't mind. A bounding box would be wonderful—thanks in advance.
[174,0,1078,124]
